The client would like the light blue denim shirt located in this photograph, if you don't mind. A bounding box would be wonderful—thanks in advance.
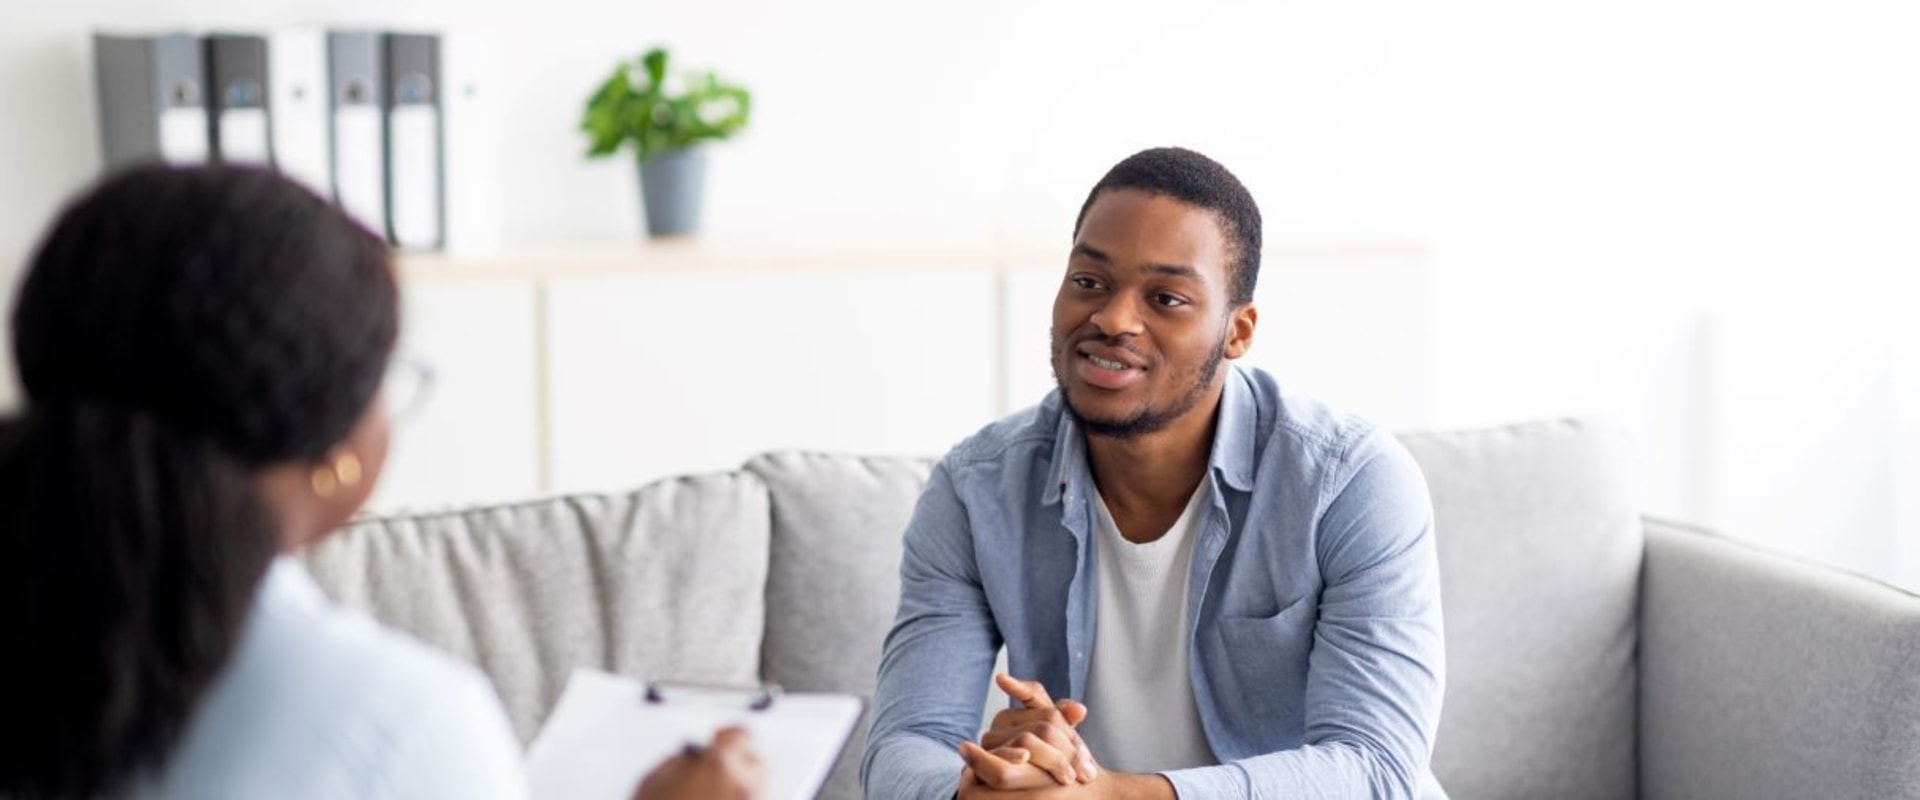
[863,364,1447,800]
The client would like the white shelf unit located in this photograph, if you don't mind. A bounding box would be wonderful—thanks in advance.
[372,242,1434,514]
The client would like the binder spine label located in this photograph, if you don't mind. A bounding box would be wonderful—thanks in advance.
[159,107,211,164]
[216,107,271,165]
[388,105,442,248]
[333,106,386,234]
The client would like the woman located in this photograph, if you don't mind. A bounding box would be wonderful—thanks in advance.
[0,165,762,800]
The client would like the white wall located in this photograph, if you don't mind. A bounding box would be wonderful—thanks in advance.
[1897,314,1920,590]
[543,266,1000,494]
[3,1,1918,583]
[364,248,1430,514]
[370,279,543,511]
[1003,249,1435,432]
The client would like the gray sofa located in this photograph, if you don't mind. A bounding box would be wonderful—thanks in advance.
[303,420,1920,799]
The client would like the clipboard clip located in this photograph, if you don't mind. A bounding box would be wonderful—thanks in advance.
[643,680,783,712]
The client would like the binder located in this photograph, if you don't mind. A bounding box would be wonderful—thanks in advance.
[438,30,504,255]
[527,669,864,800]
[93,33,210,167]
[327,31,387,237]
[268,29,332,196]
[205,34,272,167]
[384,32,443,250]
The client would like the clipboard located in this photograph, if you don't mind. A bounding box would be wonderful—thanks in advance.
[526,668,865,800]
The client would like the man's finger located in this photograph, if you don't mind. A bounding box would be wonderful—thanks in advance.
[959,741,1022,788]
[960,741,1057,790]
[1011,732,1077,786]
[989,746,1031,766]
[991,706,1065,730]
[1058,699,1088,727]
[960,741,1011,768]
[1074,741,1099,783]
[983,708,1067,748]
[995,673,1056,710]
[1054,700,1097,782]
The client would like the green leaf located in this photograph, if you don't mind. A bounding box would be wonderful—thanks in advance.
[579,45,753,161]
[642,48,669,88]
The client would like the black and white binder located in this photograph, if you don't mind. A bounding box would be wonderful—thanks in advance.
[205,34,271,167]
[384,32,443,250]
[268,29,332,196]
[93,32,211,167]
[439,30,503,255]
[327,31,387,237]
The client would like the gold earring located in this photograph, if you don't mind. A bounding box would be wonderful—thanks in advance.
[334,453,363,488]
[310,453,364,498]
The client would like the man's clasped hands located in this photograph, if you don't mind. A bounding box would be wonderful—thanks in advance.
[956,675,1173,800]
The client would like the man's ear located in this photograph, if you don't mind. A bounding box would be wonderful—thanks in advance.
[1224,303,1257,360]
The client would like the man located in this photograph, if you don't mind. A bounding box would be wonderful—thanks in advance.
[862,147,1446,800]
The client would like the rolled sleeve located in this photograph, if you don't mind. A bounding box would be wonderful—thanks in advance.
[861,462,1003,800]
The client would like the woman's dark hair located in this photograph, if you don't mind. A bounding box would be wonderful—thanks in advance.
[0,165,398,797]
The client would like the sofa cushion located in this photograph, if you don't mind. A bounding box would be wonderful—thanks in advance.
[1400,420,1642,800]
[302,472,771,740]
[745,451,934,800]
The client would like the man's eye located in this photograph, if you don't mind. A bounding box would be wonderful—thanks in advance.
[1071,277,1100,290]
[1155,293,1188,307]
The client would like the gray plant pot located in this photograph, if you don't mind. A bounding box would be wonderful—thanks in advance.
[637,147,707,238]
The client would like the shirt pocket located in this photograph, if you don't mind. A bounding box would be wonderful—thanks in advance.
[1208,597,1315,741]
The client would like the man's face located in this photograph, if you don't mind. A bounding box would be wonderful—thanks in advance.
[1051,188,1255,439]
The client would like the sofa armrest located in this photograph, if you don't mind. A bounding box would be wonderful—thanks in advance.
[1639,519,1920,799]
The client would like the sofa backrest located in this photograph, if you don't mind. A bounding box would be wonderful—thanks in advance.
[306,420,1645,800]
[745,452,934,800]
[303,472,772,739]
[1403,421,1643,800]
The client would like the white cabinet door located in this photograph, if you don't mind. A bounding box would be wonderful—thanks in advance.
[546,267,999,493]
[366,278,542,513]
[1002,248,1434,430]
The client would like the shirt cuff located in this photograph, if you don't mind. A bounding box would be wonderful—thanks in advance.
[1161,762,1253,800]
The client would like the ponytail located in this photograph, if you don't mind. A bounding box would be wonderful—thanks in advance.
[1,165,398,796]
[0,402,277,798]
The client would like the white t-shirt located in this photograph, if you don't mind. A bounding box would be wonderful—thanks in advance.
[1078,478,1218,774]
[136,557,528,800]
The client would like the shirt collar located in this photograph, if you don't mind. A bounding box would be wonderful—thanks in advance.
[1044,363,1259,505]
[1212,364,1258,493]
[260,555,329,614]
[1043,405,1087,506]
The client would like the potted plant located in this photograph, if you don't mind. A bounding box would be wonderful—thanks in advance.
[581,47,751,238]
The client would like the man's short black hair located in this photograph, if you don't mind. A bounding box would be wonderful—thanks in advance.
[1072,147,1263,304]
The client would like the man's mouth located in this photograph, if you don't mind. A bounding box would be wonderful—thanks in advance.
[1069,343,1149,391]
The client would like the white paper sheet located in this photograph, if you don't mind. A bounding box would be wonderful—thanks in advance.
[526,668,863,800]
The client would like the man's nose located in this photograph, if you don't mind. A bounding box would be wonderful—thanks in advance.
[1089,294,1144,338]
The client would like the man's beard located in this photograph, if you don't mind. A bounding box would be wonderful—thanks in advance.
[1053,334,1227,441]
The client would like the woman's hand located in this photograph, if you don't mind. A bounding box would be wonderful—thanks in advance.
[633,726,766,800]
